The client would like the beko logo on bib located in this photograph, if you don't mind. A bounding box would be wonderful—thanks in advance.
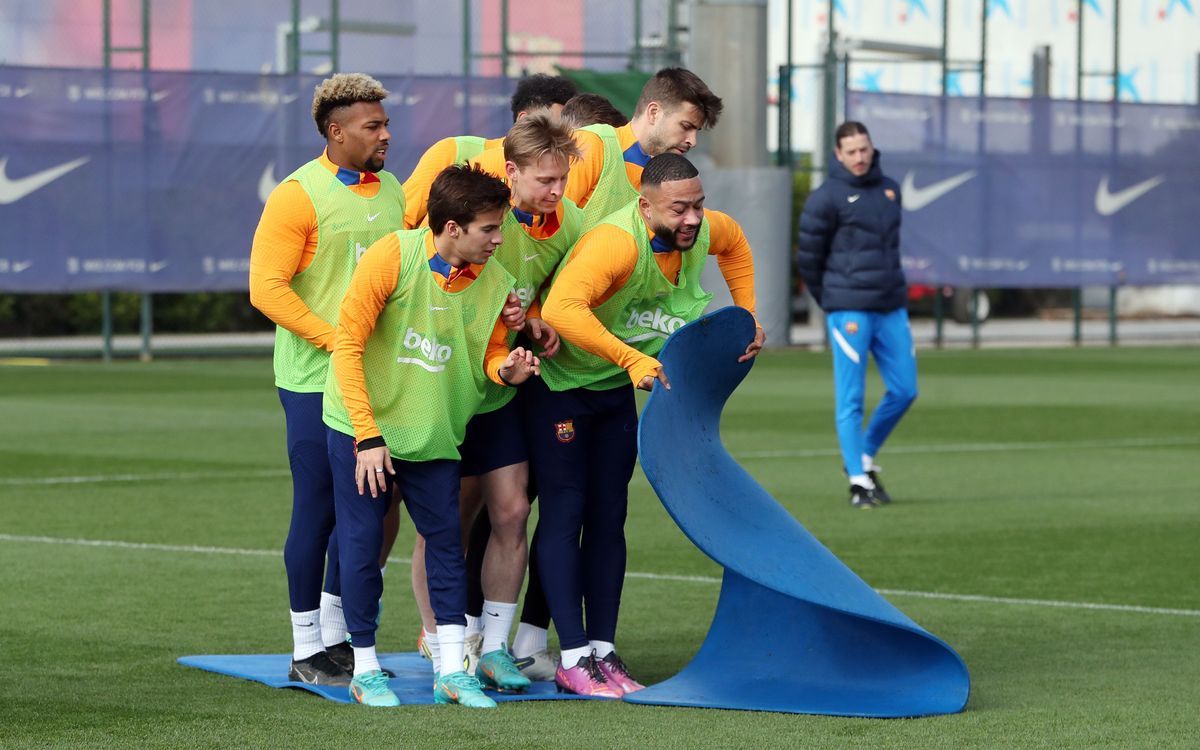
[623,307,686,343]
[397,328,453,372]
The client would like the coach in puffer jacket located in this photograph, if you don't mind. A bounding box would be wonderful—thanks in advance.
[794,121,917,511]
[796,141,906,313]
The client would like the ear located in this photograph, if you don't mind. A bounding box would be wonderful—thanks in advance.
[638,195,653,220]
[645,101,661,126]
[504,161,519,182]
[327,120,343,143]
[445,219,461,238]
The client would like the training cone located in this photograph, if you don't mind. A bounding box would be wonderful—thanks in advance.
[624,306,969,717]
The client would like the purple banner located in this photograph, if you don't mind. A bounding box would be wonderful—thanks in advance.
[846,91,1200,287]
[0,66,512,292]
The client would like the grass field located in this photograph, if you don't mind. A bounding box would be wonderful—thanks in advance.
[1,345,1198,749]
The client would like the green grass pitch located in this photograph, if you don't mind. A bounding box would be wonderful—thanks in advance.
[1,345,1197,749]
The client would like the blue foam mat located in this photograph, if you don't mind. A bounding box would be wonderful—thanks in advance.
[625,307,970,717]
[177,652,595,704]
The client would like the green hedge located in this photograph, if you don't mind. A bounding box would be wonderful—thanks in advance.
[0,292,272,337]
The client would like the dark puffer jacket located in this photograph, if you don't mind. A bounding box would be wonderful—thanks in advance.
[796,151,907,312]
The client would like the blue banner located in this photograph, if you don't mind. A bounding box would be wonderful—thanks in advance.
[0,66,512,292]
[845,91,1200,287]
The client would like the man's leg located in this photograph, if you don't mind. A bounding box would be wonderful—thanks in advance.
[579,385,643,693]
[524,378,620,697]
[277,389,348,684]
[327,428,397,706]
[396,459,496,709]
[863,308,918,501]
[827,311,880,508]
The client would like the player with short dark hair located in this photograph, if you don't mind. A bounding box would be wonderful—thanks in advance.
[324,164,541,708]
[534,153,763,696]
[560,92,627,129]
[249,72,403,687]
[564,67,724,231]
[796,121,916,509]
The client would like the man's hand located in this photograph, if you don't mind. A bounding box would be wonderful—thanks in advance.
[738,326,766,363]
[501,292,526,331]
[355,445,395,498]
[499,346,541,385]
[637,367,671,392]
[525,317,560,357]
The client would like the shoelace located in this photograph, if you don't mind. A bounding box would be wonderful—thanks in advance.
[582,655,609,683]
[359,670,390,692]
[443,671,484,691]
[603,653,632,677]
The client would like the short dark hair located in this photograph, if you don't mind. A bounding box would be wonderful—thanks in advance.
[561,93,628,128]
[641,153,700,189]
[835,121,871,147]
[633,68,723,129]
[510,74,577,122]
[427,164,511,234]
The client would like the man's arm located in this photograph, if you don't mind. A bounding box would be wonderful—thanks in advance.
[795,187,836,307]
[249,181,337,351]
[331,234,402,447]
[402,138,459,229]
[541,225,661,386]
[705,210,765,361]
[562,129,605,209]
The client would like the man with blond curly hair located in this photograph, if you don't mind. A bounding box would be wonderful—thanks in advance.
[250,72,405,687]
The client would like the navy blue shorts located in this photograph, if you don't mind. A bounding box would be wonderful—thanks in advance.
[459,394,528,477]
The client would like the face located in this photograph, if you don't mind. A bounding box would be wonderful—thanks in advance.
[638,176,705,251]
[642,101,705,156]
[445,207,506,266]
[327,101,391,172]
[506,153,569,215]
[834,132,874,177]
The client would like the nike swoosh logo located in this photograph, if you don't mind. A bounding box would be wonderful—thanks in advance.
[12,261,32,272]
[429,306,449,311]
[149,261,168,272]
[901,169,977,211]
[523,254,539,262]
[367,212,381,222]
[0,156,90,204]
[847,194,860,203]
[1094,175,1165,216]
[258,161,278,204]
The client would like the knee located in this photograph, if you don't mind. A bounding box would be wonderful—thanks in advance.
[894,386,919,408]
[489,496,531,534]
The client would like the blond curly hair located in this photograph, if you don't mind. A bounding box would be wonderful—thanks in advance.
[311,73,389,137]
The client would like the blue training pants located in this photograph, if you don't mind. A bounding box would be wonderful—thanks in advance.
[327,428,466,648]
[826,308,918,477]
[278,388,340,612]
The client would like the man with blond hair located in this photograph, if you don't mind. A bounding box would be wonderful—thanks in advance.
[409,114,585,688]
[250,73,403,686]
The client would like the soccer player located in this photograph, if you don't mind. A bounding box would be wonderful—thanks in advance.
[536,153,764,696]
[324,164,541,708]
[401,74,578,229]
[249,73,404,686]
[560,92,628,129]
[411,114,583,687]
[565,67,723,231]
[796,121,916,509]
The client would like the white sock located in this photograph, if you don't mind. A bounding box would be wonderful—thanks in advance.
[849,474,875,490]
[290,609,323,661]
[481,600,517,654]
[589,640,615,660]
[352,645,381,676]
[424,628,442,674]
[561,645,593,669]
[862,454,877,472]
[319,593,347,648]
[438,624,466,676]
[512,623,549,658]
[465,614,483,637]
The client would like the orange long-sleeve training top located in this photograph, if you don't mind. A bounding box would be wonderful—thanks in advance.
[401,136,505,229]
[543,209,758,386]
[333,231,512,444]
[564,123,642,209]
[249,150,392,352]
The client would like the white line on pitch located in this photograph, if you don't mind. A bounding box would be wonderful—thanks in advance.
[0,468,290,487]
[736,435,1200,460]
[1,533,1197,619]
[3,436,1195,487]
